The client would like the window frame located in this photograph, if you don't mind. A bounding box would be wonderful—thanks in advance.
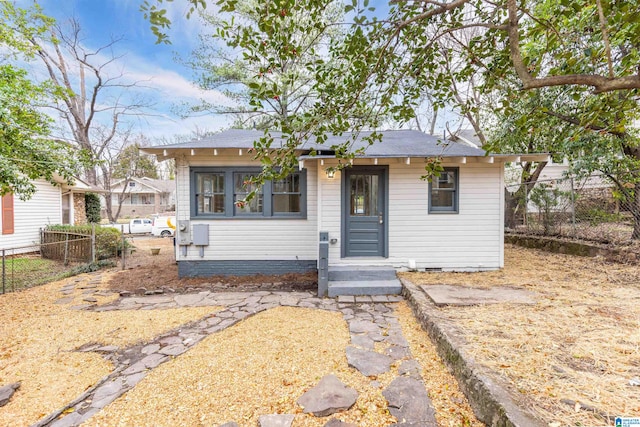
[190,167,307,219]
[233,171,264,217]
[195,171,226,216]
[428,167,459,214]
[271,173,304,217]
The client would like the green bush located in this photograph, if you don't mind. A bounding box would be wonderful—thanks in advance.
[68,260,116,274]
[579,207,625,226]
[85,192,102,224]
[45,225,126,259]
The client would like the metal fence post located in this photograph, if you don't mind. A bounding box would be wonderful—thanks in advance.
[2,249,5,295]
[121,232,126,270]
[91,224,96,263]
[569,176,577,235]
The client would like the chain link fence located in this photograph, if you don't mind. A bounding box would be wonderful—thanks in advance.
[1,227,123,294]
[505,171,640,244]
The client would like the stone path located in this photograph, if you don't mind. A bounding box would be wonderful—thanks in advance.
[36,274,437,427]
[421,284,537,306]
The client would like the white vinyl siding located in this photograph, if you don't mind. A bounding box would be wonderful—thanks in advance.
[0,180,62,249]
[318,160,504,271]
[175,155,317,261]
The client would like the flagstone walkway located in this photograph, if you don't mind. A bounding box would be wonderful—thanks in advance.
[36,275,438,427]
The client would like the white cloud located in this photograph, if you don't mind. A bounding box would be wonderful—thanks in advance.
[124,62,233,106]
[9,0,235,141]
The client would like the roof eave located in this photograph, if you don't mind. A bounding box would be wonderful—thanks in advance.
[144,148,551,164]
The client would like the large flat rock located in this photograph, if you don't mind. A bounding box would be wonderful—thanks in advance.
[297,375,358,417]
[0,382,20,407]
[382,377,437,426]
[421,284,537,306]
[345,346,392,376]
[258,414,295,427]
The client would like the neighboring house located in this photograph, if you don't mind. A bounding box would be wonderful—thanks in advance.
[105,177,175,218]
[0,176,92,250]
[450,128,483,149]
[144,129,547,279]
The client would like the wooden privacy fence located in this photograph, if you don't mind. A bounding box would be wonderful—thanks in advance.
[40,230,93,263]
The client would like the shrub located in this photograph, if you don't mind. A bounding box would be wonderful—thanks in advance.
[85,192,102,223]
[69,260,116,274]
[579,207,625,226]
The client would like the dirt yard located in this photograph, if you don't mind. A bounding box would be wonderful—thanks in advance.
[401,245,640,426]
[3,236,636,426]
[0,235,481,427]
[110,236,317,294]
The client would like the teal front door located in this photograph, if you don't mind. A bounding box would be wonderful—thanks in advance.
[342,167,387,257]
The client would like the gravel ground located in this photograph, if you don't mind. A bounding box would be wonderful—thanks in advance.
[0,276,217,427]
[85,306,396,427]
[84,303,483,427]
[0,238,482,427]
[401,244,640,426]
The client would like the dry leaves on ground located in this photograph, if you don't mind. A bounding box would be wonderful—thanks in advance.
[400,244,640,426]
[85,306,398,427]
[0,275,218,427]
[395,302,483,427]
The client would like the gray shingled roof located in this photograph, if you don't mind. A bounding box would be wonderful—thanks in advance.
[149,129,486,158]
[139,178,175,193]
[303,129,486,157]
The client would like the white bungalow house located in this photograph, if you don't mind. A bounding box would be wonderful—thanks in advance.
[0,176,93,250]
[143,129,547,295]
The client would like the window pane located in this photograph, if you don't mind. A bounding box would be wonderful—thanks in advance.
[198,194,225,213]
[273,174,301,214]
[234,194,263,213]
[273,174,300,193]
[430,168,457,212]
[434,171,456,189]
[350,174,377,216]
[197,173,225,214]
[273,194,301,213]
[234,173,263,214]
[235,173,262,194]
[431,190,454,208]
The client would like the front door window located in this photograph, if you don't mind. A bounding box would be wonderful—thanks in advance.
[350,174,378,216]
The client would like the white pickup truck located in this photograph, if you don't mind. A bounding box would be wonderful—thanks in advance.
[103,218,153,234]
[151,215,176,237]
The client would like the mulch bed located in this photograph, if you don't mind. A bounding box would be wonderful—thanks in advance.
[107,237,317,295]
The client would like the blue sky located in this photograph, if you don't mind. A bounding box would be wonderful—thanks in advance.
[16,0,462,144]
[23,0,233,142]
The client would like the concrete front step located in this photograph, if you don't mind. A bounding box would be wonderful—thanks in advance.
[328,280,403,297]
[328,266,398,282]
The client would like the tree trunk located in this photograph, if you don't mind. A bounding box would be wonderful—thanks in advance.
[104,193,115,223]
